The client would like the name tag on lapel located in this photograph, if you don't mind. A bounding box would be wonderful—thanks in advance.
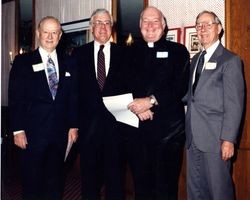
[205,62,217,70]
[156,51,168,58]
[65,72,71,77]
[32,63,44,72]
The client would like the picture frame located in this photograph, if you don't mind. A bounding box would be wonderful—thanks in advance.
[166,28,181,43]
[60,18,92,55]
[183,26,201,57]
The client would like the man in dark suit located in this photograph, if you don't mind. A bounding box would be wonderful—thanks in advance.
[128,6,190,200]
[72,9,128,200]
[183,11,244,200]
[8,16,78,200]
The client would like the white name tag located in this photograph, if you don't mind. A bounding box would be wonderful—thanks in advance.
[65,72,71,77]
[205,62,217,70]
[156,51,168,58]
[32,63,44,72]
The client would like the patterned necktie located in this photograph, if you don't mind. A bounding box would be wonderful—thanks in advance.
[193,50,206,93]
[47,56,59,98]
[97,45,106,90]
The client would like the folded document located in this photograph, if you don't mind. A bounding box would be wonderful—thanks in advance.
[103,93,139,128]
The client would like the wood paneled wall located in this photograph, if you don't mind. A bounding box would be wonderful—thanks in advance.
[226,0,250,199]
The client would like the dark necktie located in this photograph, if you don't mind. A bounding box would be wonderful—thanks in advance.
[97,45,106,90]
[47,56,58,98]
[193,50,206,93]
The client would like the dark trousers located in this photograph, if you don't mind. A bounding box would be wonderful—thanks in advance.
[120,123,185,200]
[20,141,66,200]
[119,124,149,200]
[79,122,123,200]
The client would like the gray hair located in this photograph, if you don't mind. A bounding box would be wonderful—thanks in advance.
[196,10,222,26]
[89,8,113,26]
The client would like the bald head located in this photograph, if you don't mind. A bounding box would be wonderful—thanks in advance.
[140,6,166,42]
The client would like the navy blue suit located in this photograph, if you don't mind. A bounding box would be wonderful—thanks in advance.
[8,49,78,200]
[72,42,129,200]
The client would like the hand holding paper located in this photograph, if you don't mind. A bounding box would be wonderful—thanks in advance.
[102,93,139,128]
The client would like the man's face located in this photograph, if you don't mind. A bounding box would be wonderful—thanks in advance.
[36,19,62,53]
[140,7,165,43]
[91,12,112,44]
[196,13,222,49]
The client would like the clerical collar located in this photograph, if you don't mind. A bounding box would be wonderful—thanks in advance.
[147,42,154,48]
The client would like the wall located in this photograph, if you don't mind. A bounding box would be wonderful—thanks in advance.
[35,0,111,25]
[149,0,225,44]
[226,0,250,199]
[1,1,15,106]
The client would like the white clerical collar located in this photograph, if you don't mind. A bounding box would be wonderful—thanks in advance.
[147,42,154,48]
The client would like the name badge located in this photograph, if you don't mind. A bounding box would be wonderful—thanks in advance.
[205,62,217,70]
[156,51,168,58]
[65,72,71,77]
[32,63,44,72]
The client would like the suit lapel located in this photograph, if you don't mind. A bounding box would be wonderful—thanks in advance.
[31,50,53,99]
[56,53,66,100]
[193,44,224,93]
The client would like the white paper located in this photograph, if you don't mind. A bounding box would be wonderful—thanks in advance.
[103,93,139,128]
[64,139,73,162]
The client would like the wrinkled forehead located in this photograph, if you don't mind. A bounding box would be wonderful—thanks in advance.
[141,8,162,20]
[39,19,61,30]
[93,12,111,21]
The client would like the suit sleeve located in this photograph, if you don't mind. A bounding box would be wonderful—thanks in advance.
[8,55,29,132]
[221,55,244,143]
[67,57,79,128]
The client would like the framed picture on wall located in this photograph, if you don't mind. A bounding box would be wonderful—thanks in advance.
[166,28,181,43]
[183,26,201,57]
[60,18,91,55]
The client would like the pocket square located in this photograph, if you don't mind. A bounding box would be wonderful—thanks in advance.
[32,63,44,72]
[65,72,71,77]
[205,62,217,70]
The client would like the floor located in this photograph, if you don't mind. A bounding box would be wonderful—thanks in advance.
[1,143,82,200]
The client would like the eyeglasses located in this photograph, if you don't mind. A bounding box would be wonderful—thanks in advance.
[195,22,218,30]
[92,20,112,27]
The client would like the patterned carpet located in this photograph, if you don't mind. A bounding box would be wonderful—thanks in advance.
[1,153,81,200]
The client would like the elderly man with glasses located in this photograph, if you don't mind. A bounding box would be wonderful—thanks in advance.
[183,10,244,200]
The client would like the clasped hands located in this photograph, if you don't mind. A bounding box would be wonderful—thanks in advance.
[128,97,154,121]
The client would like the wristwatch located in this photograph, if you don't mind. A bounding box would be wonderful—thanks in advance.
[149,95,156,105]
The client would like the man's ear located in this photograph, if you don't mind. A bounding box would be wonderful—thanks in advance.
[217,24,223,35]
[36,29,40,39]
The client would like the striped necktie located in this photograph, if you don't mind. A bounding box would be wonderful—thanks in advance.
[97,45,106,90]
[47,56,59,98]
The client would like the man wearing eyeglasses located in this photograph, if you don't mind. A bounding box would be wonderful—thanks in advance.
[183,11,244,200]
[72,8,129,200]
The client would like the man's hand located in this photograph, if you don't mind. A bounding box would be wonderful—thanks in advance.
[221,140,234,161]
[14,131,28,149]
[128,97,153,115]
[68,128,78,143]
[138,110,154,121]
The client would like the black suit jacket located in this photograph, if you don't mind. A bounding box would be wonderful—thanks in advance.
[72,42,129,139]
[130,37,190,143]
[9,49,78,146]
